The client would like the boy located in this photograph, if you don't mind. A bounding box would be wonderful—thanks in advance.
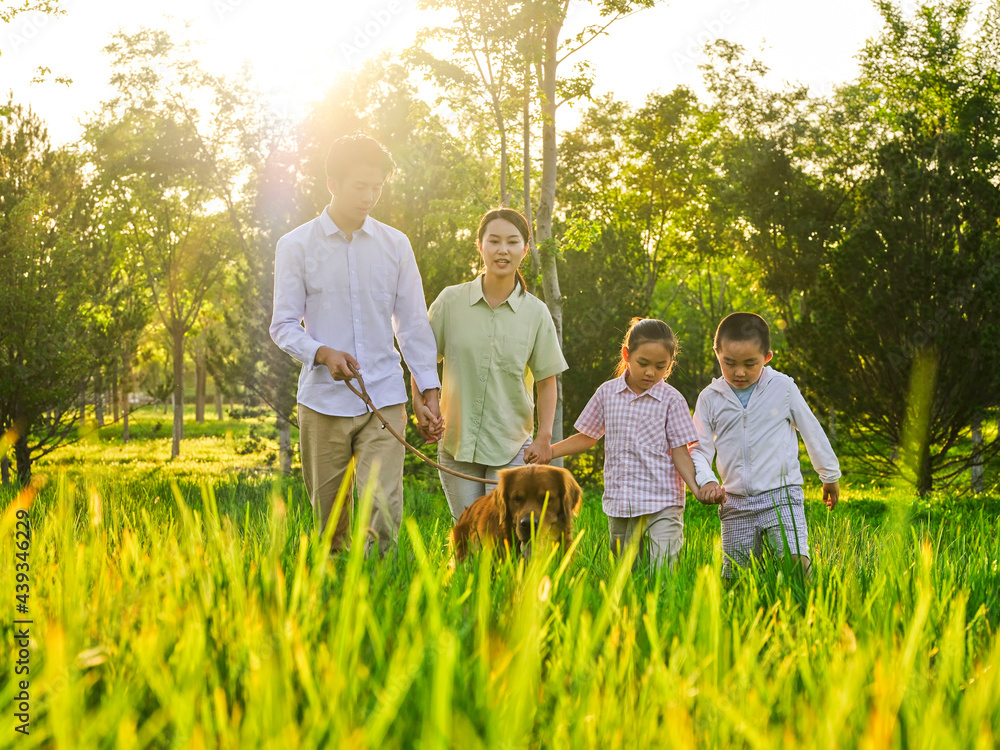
[691,312,840,579]
[270,133,442,556]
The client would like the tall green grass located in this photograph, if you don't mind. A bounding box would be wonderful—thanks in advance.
[1,468,999,748]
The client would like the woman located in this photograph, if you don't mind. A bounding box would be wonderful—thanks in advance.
[413,208,568,520]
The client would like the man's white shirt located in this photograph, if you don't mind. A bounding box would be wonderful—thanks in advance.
[270,210,440,417]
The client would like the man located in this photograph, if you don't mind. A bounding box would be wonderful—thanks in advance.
[270,133,442,555]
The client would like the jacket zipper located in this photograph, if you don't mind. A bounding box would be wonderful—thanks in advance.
[742,408,750,494]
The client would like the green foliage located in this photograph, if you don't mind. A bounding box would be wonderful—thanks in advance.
[0,97,133,483]
[85,28,259,457]
[556,87,783,425]
[754,1,1000,492]
[408,0,532,207]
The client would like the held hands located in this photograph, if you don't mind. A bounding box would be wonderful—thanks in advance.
[696,481,727,505]
[524,436,553,465]
[822,481,840,510]
[413,389,444,444]
[315,346,360,382]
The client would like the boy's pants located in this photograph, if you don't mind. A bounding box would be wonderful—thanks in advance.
[608,505,685,570]
[437,437,531,521]
[298,402,406,556]
[719,485,810,578]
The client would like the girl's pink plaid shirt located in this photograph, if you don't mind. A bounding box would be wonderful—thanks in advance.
[575,376,699,518]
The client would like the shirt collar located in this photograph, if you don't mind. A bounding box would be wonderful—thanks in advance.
[468,274,525,312]
[612,374,667,401]
[709,365,774,395]
[319,209,375,239]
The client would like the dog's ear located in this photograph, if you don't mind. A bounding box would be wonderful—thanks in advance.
[493,469,512,520]
[560,469,583,518]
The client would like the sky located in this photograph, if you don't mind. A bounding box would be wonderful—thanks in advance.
[0,0,905,146]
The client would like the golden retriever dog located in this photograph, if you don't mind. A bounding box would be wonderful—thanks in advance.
[451,465,582,562]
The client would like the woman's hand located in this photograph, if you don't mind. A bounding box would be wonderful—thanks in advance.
[411,377,444,443]
[525,435,552,465]
[413,400,444,443]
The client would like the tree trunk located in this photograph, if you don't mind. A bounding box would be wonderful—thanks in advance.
[14,432,31,486]
[277,410,292,475]
[523,61,541,285]
[195,346,207,423]
[79,386,86,424]
[215,382,224,420]
[971,410,984,493]
[172,327,185,458]
[535,20,564,449]
[1,454,9,485]
[112,372,120,424]
[122,348,131,444]
[917,441,932,496]
[495,92,509,207]
[94,373,105,427]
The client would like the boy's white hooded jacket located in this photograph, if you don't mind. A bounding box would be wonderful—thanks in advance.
[691,366,841,497]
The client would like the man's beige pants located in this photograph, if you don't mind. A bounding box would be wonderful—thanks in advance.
[298,402,406,556]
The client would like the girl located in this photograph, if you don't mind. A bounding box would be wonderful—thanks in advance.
[529,318,711,569]
[412,208,568,521]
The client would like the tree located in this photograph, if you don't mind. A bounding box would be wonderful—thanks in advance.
[85,29,253,458]
[0,99,131,483]
[556,89,781,427]
[410,0,529,207]
[209,134,303,474]
[411,0,658,444]
[725,1,1000,493]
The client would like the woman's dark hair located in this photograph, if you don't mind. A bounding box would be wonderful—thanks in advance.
[477,207,530,296]
[614,317,679,379]
[713,312,771,354]
[325,133,395,183]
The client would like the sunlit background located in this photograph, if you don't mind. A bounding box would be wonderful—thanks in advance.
[1,0,891,145]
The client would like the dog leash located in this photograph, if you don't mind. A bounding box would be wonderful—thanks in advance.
[343,364,500,485]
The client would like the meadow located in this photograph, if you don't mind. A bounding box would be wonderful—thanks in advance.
[1,407,999,748]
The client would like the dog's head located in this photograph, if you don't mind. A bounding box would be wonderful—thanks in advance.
[495,465,582,555]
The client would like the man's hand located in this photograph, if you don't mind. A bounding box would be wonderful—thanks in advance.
[822,481,840,510]
[696,481,727,505]
[315,346,360,381]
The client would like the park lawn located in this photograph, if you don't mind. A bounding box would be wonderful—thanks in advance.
[1,411,999,748]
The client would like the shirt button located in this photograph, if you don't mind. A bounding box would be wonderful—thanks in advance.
[487,333,493,337]
[480,376,486,382]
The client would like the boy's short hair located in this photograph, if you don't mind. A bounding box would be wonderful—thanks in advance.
[714,312,771,353]
[325,133,395,183]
